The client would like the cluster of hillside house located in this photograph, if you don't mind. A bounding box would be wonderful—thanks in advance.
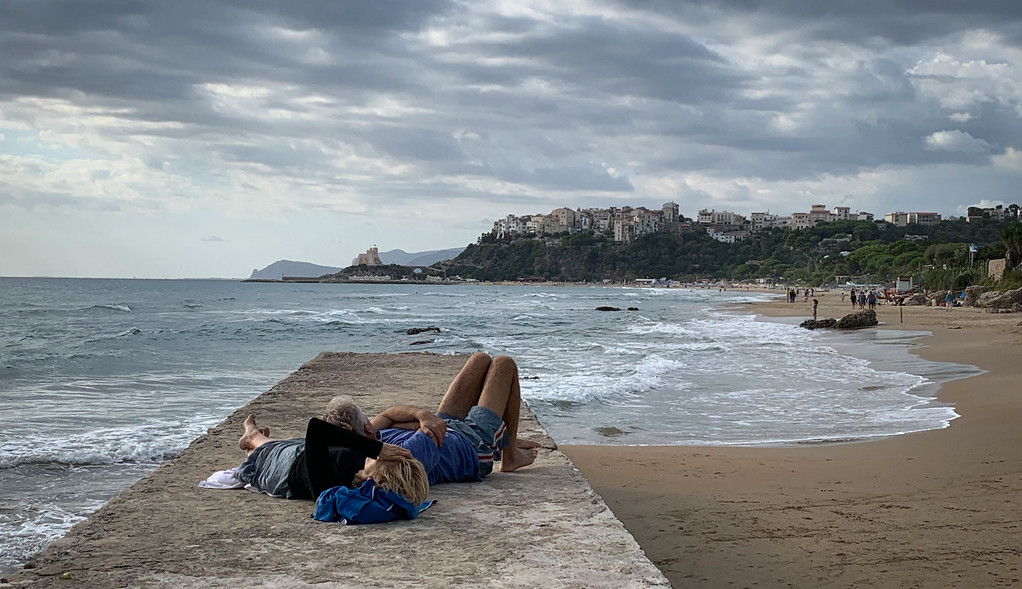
[966,204,1021,223]
[490,202,950,244]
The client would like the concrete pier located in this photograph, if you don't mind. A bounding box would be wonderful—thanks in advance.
[6,353,670,588]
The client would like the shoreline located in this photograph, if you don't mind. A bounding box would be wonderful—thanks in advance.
[563,293,1022,587]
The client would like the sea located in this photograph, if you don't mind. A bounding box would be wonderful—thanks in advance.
[0,277,981,574]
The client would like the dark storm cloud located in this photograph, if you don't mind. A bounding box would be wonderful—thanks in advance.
[465,14,749,104]
[362,126,469,163]
[0,0,449,103]
[615,0,1022,45]
[1,0,1021,218]
[214,141,333,171]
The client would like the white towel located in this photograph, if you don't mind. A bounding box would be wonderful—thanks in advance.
[198,467,246,490]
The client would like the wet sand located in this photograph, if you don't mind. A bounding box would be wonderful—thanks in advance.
[563,293,1022,588]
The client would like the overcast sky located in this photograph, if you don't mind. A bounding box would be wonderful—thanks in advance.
[3,1,1022,277]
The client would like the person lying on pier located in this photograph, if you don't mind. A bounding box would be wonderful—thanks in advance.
[360,352,541,486]
[235,402,416,501]
[235,351,538,500]
[234,405,434,524]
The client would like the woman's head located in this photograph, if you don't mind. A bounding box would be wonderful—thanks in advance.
[359,457,429,505]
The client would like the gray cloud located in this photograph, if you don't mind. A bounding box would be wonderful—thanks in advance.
[2,0,1022,276]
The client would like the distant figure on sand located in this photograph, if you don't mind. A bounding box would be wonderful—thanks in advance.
[945,290,954,311]
[370,352,540,485]
[812,298,819,321]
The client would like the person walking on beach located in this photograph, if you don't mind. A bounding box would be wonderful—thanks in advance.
[369,352,540,485]
[812,298,819,321]
[945,290,954,311]
[849,288,857,309]
[867,291,877,310]
[858,291,866,310]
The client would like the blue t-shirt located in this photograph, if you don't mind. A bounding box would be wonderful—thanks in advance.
[380,429,480,485]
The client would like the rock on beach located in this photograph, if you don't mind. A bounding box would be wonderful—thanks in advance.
[799,310,878,330]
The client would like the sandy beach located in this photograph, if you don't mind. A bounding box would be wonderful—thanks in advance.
[564,292,1022,588]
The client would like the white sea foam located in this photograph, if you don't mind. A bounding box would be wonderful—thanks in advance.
[0,502,93,573]
[92,303,132,312]
[0,420,213,469]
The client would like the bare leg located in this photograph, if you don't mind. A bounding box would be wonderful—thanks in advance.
[475,356,538,472]
[436,351,492,418]
[238,414,273,456]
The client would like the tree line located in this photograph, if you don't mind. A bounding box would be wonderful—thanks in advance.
[442,217,1022,291]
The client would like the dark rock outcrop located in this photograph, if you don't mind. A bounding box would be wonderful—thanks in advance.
[595,306,621,311]
[799,318,837,330]
[902,293,930,306]
[964,285,996,306]
[835,309,878,329]
[973,288,1022,310]
[799,310,877,330]
[407,326,441,335]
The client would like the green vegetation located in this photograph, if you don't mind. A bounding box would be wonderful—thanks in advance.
[1001,223,1022,270]
[443,217,1021,291]
[325,264,444,281]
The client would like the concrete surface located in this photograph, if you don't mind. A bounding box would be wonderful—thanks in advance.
[5,352,671,588]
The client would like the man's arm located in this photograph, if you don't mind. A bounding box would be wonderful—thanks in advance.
[371,405,447,445]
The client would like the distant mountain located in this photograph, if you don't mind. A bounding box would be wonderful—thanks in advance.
[354,247,466,267]
[248,260,342,280]
[250,247,467,280]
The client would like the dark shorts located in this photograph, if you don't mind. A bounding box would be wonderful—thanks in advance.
[438,406,509,477]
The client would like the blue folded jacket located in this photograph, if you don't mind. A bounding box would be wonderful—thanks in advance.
[313,480,434,524]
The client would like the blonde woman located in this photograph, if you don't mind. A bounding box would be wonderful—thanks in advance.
[358,456,430,506]
[314,455,433,524]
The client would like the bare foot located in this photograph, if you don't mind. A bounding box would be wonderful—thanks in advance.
[243,414,258,431]
[499,445,538,472]
[238,414,263,451]
[516,439,541,450]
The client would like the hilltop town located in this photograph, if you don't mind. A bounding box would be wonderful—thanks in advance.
[490,203,1020,244]
[280,201,1021,288]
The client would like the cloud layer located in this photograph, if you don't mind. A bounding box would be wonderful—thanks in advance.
[2,0,1022,276]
